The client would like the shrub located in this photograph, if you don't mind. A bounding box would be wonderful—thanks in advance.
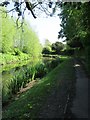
[35,63,48,79]
[42,46,51,54]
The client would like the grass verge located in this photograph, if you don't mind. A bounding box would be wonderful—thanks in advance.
[2,57,75,119]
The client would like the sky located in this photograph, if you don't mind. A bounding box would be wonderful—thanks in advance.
[6,1,66,45]
[26,15,61,45]
[25,7,66,45]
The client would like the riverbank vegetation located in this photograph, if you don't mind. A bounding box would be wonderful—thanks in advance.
[3,57,75,119]
[1,12,66,106]
[1,11,70,109]
[1,1,90,119]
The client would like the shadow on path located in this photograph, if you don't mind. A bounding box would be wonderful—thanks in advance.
[38,59,88,119]
[70,59,88,118]
[38,59,76,118]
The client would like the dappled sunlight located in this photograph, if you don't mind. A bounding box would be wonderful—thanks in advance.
[74,64,80,67]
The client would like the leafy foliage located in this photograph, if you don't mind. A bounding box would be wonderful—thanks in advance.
[58,2,90,71]
[0,11,42,65]
[3,57,75,119]
[21,24,42,57]
[42,46,51,54]
[1,12,15,53]
[51,42,64,54]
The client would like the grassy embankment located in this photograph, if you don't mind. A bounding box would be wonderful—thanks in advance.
[2,57,76,119]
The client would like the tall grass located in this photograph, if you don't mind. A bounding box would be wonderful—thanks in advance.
[2,60,47,104]
[2,56,64,105]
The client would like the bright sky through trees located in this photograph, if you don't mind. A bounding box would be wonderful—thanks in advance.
[6,0,65,45]
[26,15,61,45]
[25,7,66,45]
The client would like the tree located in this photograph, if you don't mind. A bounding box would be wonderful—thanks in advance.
[0,0,61,27]
[42,39,52,54]
[0,10,42,58]
[58,2,90,70]
[67,37,83,49]
[1,11,15,53]
[42,46,51,54]
[51,42,64,54]
[22,24,42,57]
[44,39,51,47]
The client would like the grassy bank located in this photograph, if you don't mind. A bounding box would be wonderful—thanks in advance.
[2,57,75,119]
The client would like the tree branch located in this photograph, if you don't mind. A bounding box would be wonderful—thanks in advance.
[24,0,36,18]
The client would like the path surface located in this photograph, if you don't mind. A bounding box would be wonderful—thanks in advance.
[71,59,88,118]
[39,59,88,118]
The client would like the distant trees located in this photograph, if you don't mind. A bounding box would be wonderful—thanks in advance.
[42,39,52,54]
[42,41,64,55]
[51,42,64,54]
[42,46,51,54]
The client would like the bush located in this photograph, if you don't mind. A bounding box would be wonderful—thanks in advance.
[35,63,48,78]
[42,46,51,54]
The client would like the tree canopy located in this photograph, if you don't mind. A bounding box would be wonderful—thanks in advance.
[58,2,90,70]
[58,2,90,47]
[1,1,90,70]
[52,41,64,54]
[0,0,61,27]
[0,11,42,57]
